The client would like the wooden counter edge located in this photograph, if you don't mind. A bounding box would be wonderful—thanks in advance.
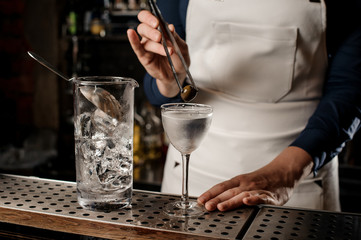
[0,207,221,240]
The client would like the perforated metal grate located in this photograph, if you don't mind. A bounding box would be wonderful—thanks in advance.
[0,174,255,239]
[242,206,361,240]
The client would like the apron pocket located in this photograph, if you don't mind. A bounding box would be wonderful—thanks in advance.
[210,22,297,103]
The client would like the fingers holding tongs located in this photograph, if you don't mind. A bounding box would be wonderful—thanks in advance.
[148,0,198,102]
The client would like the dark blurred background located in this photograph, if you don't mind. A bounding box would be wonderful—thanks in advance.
[0,0,165,191]
[0,0,360,213]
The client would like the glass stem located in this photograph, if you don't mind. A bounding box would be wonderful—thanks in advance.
[181,153,191,208]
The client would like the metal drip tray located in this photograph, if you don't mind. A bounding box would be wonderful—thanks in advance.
[243,206,361,240]
[0,174,255,239]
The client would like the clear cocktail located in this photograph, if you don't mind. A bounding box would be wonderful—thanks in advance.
[161,103,213,217]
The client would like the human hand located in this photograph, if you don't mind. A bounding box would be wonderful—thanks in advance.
[197,147,314,211]
[127,10,190,98]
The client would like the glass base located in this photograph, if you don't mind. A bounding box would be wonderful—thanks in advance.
[77,187,132,211]
[78,198,131,211]
[164,200,207,218]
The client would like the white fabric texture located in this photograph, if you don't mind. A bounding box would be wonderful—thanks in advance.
[161,0,340,211]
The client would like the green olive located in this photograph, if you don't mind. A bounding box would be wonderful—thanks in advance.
[181,85,198,102]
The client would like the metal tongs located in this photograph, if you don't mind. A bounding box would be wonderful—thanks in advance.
[148,0,198,102]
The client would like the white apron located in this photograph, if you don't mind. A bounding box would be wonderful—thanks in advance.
[161,0,340,211]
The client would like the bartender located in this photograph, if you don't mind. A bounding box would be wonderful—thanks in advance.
[127,0,361,211]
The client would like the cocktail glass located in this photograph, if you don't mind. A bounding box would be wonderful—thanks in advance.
[161,103,213,217]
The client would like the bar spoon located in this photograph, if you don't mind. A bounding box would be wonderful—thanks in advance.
[27,51,122,121]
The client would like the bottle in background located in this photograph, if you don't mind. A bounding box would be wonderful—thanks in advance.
[142,102,163,163]
[133,109,145,167]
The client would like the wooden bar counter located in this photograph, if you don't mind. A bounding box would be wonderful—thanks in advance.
[0,173,360,239]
